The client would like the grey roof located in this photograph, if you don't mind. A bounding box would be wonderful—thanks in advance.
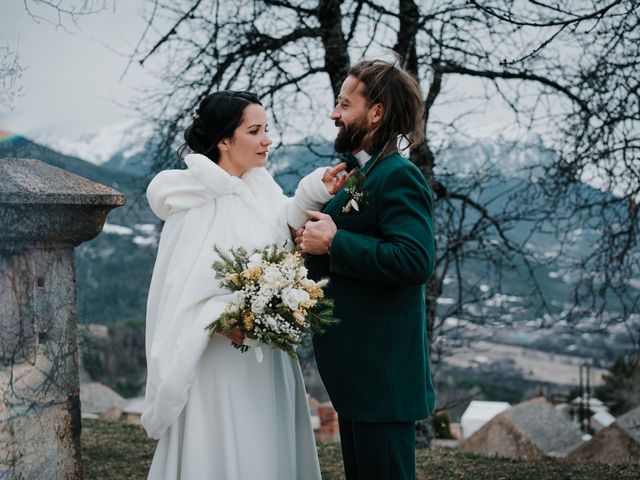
[80,382,126,415]
[617,405,640,444]
[505,400,584,456]
[592,410,616,428]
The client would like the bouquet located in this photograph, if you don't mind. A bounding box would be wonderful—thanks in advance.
[205,244,338,358]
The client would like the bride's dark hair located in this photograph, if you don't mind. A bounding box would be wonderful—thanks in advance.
[178,91,262,163]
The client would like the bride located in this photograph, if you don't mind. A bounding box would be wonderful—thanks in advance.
[142,91,345,479]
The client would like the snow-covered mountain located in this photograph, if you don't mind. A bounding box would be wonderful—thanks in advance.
[34,119,153,167]
[32,121,552,182]
[0,134,157,325]
[1,133,630,343]
[434,136,552,179]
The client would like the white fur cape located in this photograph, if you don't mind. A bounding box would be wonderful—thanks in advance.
[141,153,331,439]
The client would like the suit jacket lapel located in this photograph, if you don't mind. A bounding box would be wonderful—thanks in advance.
[323,152,383,219]
[322,188,350,219]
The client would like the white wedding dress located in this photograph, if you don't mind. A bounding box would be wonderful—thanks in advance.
[142,153,329,479]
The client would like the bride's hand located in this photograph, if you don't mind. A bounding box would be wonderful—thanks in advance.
[216,325,246,345]
[322,163,349,195]
[294,227,304,250]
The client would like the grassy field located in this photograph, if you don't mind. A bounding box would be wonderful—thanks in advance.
[82,419,639,479]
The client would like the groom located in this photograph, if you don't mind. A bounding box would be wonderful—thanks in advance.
[297,59,436,480]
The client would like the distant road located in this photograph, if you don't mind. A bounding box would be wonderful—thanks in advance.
[444,340,606,386]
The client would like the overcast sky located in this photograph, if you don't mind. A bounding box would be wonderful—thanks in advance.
[0,0,155,137]
[0,0,526,144]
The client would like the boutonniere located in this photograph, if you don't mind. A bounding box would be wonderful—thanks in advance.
[341,169,368,214]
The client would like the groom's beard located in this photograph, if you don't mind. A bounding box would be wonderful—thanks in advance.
[334,118,368,153]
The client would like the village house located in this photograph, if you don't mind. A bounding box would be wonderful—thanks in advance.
[569,405,640,463]
[459,397,584,460]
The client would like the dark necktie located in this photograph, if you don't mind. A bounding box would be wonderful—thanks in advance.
[340,152,360,172]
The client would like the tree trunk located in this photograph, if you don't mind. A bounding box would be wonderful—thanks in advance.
[394,0,420,76]
[317,0,351,98]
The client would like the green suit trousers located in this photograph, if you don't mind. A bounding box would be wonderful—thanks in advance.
[338,415,416,480]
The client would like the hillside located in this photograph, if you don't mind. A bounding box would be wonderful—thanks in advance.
[82,419,639,479]
[0,135,157,325]
[1,133,635,395]
[0,134,145,200]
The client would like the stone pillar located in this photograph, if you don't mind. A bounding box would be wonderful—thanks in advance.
[0,158,125,479]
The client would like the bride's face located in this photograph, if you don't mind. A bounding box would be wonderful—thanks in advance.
[218,103,272,177]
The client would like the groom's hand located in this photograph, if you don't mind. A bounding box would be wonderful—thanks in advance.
[300,211,337,255]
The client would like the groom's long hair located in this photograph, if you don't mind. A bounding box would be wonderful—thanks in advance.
[348,59,425,156]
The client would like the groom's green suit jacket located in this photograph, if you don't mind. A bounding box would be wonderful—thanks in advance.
[308,152,436,422]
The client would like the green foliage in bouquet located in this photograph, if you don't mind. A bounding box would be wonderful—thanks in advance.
[205,244,338,357]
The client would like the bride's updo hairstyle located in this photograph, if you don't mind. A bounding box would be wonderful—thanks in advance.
[179,90,261,163]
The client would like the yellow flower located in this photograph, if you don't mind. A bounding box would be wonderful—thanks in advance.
[300,299,316,310]
[243,311,255,331]
[224,273,241,286]
[301,279,325,299]
[293,311,307,327]
[241,266,262,281]
[285,251,302,264]
[308,286,324,299]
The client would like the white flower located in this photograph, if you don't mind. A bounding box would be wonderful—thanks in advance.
[259,265,285,289]
[229,291,246,311]
[349,198,359,211]
[282,254,298,267]
[259,284,277,298]
[251,295,269,314]
[266,316,278,330]
[297,266,308,279]
[281,287,310,311]
[280,265,296,282]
